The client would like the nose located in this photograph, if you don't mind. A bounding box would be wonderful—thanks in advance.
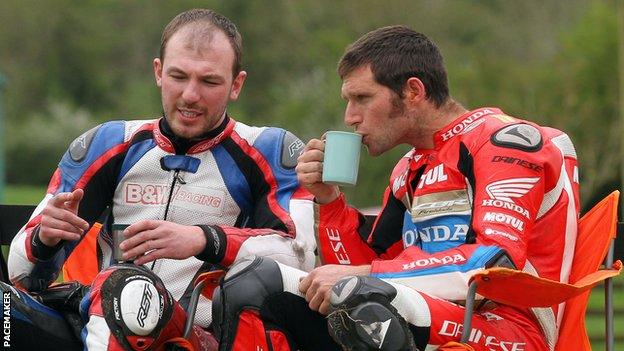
[344,102,361,128]
[181,81,201,104]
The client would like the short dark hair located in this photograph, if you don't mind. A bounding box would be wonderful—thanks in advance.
[160,9,242,77]
[338,25,449,107]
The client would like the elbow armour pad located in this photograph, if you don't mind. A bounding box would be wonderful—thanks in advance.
[97,264,174,350]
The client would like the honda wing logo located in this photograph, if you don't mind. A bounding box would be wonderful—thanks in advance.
[485,177,539,203]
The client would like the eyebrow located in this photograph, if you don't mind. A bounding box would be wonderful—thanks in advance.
[166,67,225,82]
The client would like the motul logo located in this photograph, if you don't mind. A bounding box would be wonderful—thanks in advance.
[402,254,466,270]
[483,212,524,231]
[441,109,493,141]
[417,164,448,189]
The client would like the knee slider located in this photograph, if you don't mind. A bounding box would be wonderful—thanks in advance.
[99,263,174,350]
[212,256,283,349]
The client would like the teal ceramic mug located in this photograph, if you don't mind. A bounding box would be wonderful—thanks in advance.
[322,131,362,186]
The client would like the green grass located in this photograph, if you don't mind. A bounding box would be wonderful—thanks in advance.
[588,274,623,350]
[2,184,46,204]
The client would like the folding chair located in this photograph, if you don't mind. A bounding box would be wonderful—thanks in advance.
[458,190,622,351]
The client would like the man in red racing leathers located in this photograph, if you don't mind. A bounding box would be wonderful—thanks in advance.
[211,26,579,351]
[5,9,315,351]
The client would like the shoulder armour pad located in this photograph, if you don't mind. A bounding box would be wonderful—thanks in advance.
[69,125,101,162]
[491,123,542,152]
[280,131,305,169]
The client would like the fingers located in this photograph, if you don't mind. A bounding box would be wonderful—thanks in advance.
[65,189,84,213]
[40,227,82,243]
[48,191,77,207]
[43,203,89,230]
[125,220,160,237]
[48,189,85,215]
[38,192,90,246]
[296,139,325,187]
[307,138,326,151]
[299,270,324,312]
[298,139,325,162]
[299,274,312,295]
[131,240,166,265]
[318,292,332,315]
[119,227,158,259]
[301,278,331,314]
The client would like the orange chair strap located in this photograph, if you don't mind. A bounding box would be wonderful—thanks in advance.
[470,261,622,308]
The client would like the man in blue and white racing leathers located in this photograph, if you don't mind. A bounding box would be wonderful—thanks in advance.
[5,8,315,351]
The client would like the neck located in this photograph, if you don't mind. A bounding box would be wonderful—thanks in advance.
[434,99,469,128]
[405,98,467,149]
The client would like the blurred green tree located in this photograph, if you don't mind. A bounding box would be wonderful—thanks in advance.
[0,0,618,209]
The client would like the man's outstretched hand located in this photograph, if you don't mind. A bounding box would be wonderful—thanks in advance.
[39,189,89,247]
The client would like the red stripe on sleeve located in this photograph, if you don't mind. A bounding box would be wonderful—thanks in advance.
[229,131,296,235]
[75,143,130,189]
[220,227,281,266]
[46,169,62,194]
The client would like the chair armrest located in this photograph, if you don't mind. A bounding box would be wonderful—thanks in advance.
[468,261,622,308]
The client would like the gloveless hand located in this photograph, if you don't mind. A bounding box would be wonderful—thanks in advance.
[295,138,340,204]
[119,220,207,265]
[38,189,89,247]
[299,264,371,315]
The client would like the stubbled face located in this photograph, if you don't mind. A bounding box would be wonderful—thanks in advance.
[341,65,407,156]
[154,26,246,139]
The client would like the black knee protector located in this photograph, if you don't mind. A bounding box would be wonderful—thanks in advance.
[212,256,283,350]
[98,263,174,350]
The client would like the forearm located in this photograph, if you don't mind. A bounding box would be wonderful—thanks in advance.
[316,193,378,265]
[370,244,509,301]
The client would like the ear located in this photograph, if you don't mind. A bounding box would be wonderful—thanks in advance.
[404,77,427,105]
[229,71,247,101]
[153,58,163,87]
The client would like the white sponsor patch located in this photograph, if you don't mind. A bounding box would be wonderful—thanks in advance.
[481,199,530,219]
[124,182,224,215]
[419,224,468,243]
[411,189,471,221]
[392,170,409,194]
[485,177,539,203]
[402,254,466,270]
[441,109,494,141]
[484,228,518,241]
[483,212,525,231]
[325,228,351,264]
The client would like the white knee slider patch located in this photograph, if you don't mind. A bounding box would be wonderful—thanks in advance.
[100,264,174,350]
[118,279,161,335]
